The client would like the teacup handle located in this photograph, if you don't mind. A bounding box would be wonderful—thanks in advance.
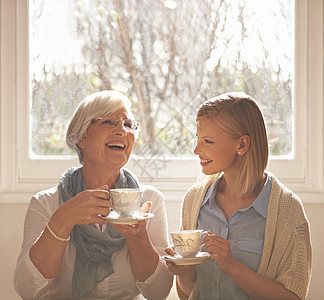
[199,230,210,250]
[107,191,113,207]
[200,230,210,239]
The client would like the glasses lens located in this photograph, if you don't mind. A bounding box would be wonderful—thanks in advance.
[101,118,114,126]
[123,119,134,130]
[94,116,139,131]
[123,119,139,131]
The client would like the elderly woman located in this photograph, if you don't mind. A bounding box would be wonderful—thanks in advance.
[14,91,173,299]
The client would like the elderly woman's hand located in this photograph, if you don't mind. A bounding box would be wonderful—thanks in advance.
[109,201,152,236]
[53,185,111,229]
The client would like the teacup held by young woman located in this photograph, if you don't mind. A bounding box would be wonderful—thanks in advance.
[171,229,207,257]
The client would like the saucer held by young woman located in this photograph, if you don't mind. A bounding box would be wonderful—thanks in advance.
[162,252,210,266]
[101,210,154,225]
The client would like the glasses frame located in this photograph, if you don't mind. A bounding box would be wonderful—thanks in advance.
[91,116,140,132]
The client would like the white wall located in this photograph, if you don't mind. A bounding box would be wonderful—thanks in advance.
[1,199,324,299]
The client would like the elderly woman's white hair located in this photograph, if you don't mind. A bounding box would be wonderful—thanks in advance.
[66,90,135,164]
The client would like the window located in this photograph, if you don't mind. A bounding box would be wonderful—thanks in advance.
[30,0,294,159]
[1,0,323,202]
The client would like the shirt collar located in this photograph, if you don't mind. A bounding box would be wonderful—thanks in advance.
[251,173,272,218]
[201,173,272,218]
[201,177,222,208]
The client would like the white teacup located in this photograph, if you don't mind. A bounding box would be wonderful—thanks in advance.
[171,230,207,257]
[109,188,142,217]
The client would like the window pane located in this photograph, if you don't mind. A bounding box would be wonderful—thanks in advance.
[30,0,294,158]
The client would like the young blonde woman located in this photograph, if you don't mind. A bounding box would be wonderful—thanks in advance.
[166,92,311,300]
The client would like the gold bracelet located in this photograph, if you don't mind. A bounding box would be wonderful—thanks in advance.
[45,222,70,242]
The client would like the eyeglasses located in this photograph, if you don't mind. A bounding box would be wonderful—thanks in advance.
[91,116,139,132]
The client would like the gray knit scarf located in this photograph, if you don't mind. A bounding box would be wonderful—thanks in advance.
[58,166,140,299]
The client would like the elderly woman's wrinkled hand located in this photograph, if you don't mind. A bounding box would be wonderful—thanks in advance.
[109,201,152,236]
[55,185,111,228]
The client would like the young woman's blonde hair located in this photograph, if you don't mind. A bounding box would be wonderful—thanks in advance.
[66,90,135,164]
[196,92,269,197]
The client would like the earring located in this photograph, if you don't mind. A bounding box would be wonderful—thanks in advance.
[238,151,242,155]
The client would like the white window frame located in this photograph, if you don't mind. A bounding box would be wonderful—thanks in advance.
[0,0,323,203]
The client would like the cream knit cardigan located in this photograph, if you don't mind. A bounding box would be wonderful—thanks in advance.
[177,173,312,300]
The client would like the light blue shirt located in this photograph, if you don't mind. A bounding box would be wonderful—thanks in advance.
[196,174,272,300]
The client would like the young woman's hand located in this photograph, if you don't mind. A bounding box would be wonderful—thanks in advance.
[164,247,197,276]
[203,232,238,274]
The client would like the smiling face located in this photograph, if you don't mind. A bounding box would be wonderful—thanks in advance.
[194,117,241,176]
[77,107,136,172]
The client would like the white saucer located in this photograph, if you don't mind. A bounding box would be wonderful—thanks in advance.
[162,252,210,265]
[101,211,154,224]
